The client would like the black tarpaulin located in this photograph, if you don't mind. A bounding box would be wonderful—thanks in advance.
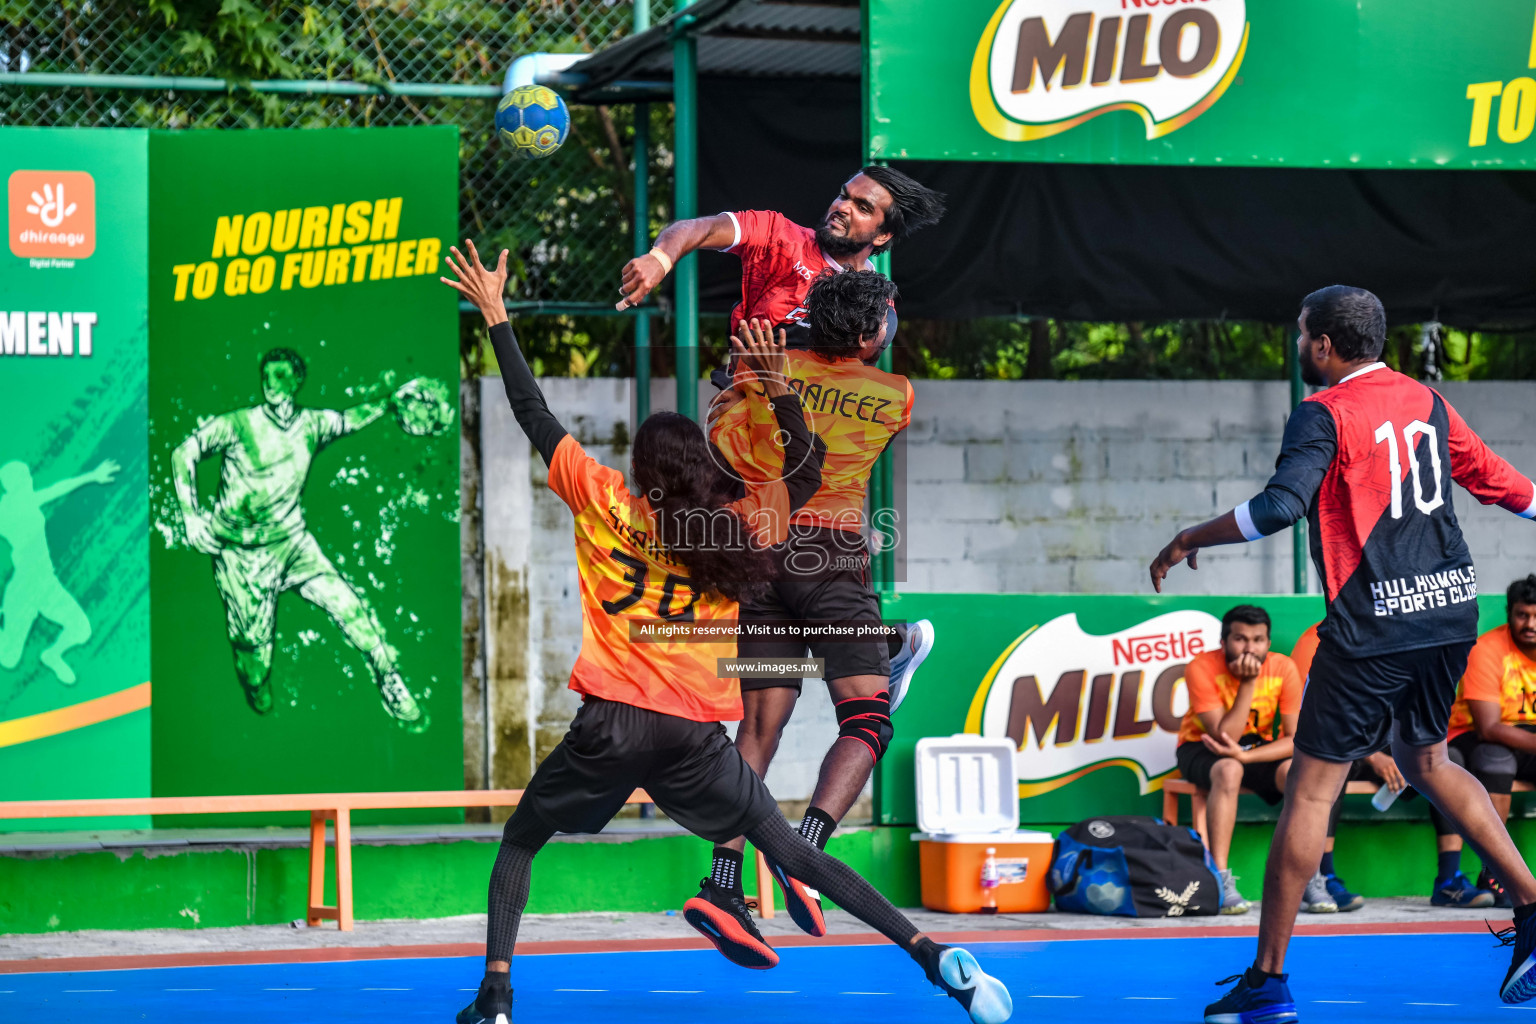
[696,77,1536,328]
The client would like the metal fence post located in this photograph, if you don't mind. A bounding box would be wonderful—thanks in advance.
[633,0,653,427]
[672,0,699,421]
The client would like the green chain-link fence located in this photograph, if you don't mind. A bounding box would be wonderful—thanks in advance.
[1,0,664,321]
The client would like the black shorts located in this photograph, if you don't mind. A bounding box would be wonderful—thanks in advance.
[738,526,890,692]
[518,697,778,844]
[1295,639,1475,763]
[1176,738,1287,805]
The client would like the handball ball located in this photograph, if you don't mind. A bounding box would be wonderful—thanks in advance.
[394,378,456,437]
[496,85,570,159]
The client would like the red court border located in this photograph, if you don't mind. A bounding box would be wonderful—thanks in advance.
[0,918,1508,975]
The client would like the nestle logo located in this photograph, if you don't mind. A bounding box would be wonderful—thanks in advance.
[1112,629,1205,666]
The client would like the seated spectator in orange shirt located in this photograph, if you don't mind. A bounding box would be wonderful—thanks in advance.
[1177,605,1302,914]
[1451,574,1536,908]
[1294,623,1495,909]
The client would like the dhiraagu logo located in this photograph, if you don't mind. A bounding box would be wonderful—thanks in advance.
[968,610,1219,796]
[970,0,1248,142]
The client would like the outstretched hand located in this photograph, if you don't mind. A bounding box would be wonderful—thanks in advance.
[1149,531,1199,593]
[441,239,509,326]
[90,459,120,485]
[730,318,787,381]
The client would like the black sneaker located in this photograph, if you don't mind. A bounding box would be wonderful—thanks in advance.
[1483,869,1516,909]
[683,877,778,970]
[456,975,511,1024]
[1497,907,1536,1004]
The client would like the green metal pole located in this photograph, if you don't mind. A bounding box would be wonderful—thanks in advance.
[672,0,700,421]
[1288,332,1308,594]
[633,0,652,425]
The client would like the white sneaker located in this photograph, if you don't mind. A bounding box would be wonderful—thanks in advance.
[888,619,934,714]
[1219,868,1250,915]
[1301,870,1338,913]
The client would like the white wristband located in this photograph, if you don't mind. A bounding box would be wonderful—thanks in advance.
[648,246,674,276]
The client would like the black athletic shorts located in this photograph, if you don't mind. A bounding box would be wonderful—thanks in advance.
[518,697,778,844]
[1295,638,1475,763]
[1175,737,1287,805]
[738,526,890,692]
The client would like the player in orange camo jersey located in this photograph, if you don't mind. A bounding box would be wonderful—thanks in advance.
[688,270,916,949]
[441,241,1013,1024]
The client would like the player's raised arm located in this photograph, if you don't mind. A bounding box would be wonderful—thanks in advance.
[616,213,738,310]
[1440,394,1536,519]
[1150,401,1338,592]
[442,239,568,466]
[728,318,824,521]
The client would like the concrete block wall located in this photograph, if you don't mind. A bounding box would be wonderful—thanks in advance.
[479,377,1536,797]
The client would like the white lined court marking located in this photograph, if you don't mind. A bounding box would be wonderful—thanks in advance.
[1313,1001,1363,1004]
[649,989,702,994]
[555,988,608,992]
[1125,996,1175,1000]
[62,989,114,993]
[164,988,213,992]
[1029,995,1081,999]
[1406,1002,1457,1006]
[362,987,411,991]
[264,987,314,991]
[746,991,798,994]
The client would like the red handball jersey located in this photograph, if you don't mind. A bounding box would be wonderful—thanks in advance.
[723,210,862,328]
[1236,364,1536,656]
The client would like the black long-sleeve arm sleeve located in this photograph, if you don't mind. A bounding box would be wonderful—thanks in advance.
[1235,400,1337,540]
[488,321,567,467]
[767,389,825,513]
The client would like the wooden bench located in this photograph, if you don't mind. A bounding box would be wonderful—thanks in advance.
[1163,776,1534,847]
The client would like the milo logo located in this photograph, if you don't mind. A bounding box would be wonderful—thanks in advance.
[970,0,1249,142]
[975,610,1220,797]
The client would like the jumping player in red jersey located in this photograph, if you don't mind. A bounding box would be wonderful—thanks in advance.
[443,241,1012,1024]
[1150,286,1536,1020]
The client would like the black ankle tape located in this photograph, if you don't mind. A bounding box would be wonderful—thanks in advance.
[1245,966,1286,986]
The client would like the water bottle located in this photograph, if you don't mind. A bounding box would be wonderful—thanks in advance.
[1371,783,1401,812]
[979,847,1000,914]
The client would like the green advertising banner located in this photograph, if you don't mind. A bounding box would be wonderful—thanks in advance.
[146,128,462,822]
[878,591,1514,827]
[0,128,153,829]
[870,0,1536,168]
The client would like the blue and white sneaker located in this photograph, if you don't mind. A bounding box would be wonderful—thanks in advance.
[1431,871,1495,908]
[1204,970,1298,1024]
[1324,873,1363,912]
[888,619,934,715]
[928,946,1012,1024]
[1498,907,1536,1004]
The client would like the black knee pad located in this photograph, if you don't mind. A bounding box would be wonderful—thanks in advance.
[1471,742,1518,794]
[836,691,893,762]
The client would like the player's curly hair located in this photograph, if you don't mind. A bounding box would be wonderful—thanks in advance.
[1300,285,1386,361]
[806,270,898,360]
[860,165,946,255]
[1509,574,1536,612]
[259,347,308,387]
[631,412,776,604]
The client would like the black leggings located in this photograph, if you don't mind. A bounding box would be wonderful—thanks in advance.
[485,807,920,964]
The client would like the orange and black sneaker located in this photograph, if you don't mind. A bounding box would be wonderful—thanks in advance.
[683,878,779,970]
[764,856,828,937]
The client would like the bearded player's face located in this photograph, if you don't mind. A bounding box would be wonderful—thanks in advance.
[1296,313,1326,387]
[816,174,894,258]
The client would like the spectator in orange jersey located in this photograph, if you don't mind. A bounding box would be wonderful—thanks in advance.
[1293,623,1495,909]
[1177,605,1303,914]
[1453,574,1536,907]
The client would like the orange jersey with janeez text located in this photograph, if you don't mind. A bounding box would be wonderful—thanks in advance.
[1178,649,1303,745]
[1447,624,1536,741]
[710,350,912,532]
[546,434,791,723]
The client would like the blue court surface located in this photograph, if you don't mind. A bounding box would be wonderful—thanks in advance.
[0,930,1516,1022]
